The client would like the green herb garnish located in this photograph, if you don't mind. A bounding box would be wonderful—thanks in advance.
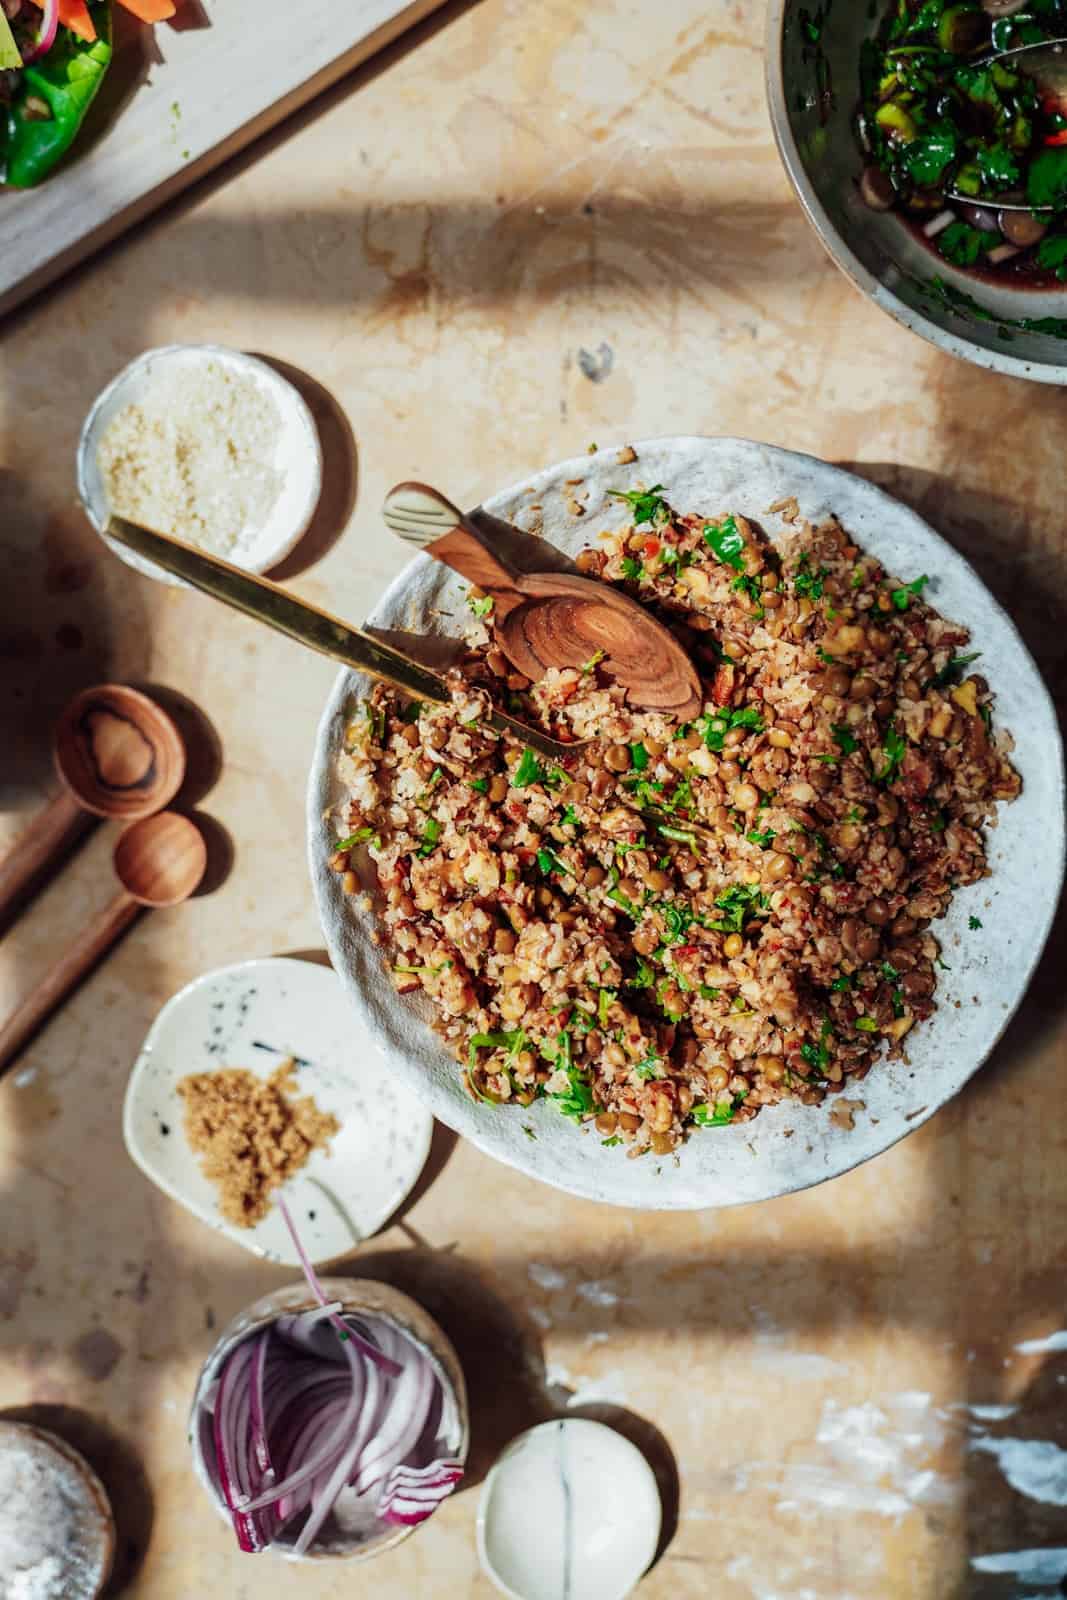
[704,514,745,571]
[608,484,670,527]
[513,748,545,788]
[890,574,930,611]
[968,914,983,930]
[417,817,442,857]
[467,592,494,618]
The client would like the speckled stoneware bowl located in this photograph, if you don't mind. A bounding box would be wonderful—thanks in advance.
[765,0,1067,382]
[188,1277,469,1563]
[308,437,1065,1210]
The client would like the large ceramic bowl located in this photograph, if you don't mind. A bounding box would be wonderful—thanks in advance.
[765,0,1067,383]
[308,437,1064,1209]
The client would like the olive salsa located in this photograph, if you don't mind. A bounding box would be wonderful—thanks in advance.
[857,0,1067,283]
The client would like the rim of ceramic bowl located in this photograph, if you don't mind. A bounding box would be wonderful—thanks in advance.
[763,0,1067,386]
[307,434,1065,1210]
[187,1277,470,1563]
[76,343,324,585]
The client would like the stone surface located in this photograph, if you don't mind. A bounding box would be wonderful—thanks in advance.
[2,1,1067,1596]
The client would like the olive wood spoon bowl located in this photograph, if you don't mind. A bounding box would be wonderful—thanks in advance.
[382,482,702,721]
[0,684,185,933]
[0,811,206,1076]
[103,517,578,762]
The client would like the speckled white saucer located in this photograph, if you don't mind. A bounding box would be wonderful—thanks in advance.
[122,958,433,1265]
[77,344,323,586]
[477,1419,661,1600]
[308,437,1065,1210]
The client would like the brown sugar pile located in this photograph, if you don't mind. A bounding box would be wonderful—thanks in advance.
[177,1060,339,1228]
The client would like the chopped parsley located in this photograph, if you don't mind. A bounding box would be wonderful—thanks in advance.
[469,778,489,794]
[890,574,930,611]
[598,987,617,1025]
[416,817,442,857]
[630,742,649,771]
[692,1092,747,1127]
[793,554,828,599]
[875,724,907,787]
[697,705,765,751]
[608,483,670,527]
[831,973,853,992]
[707,882,767,934]
[704,514,746,571]
[855,1016,879,1033]
[561,804,582,827]
[634,1052,664,1080]
[661,901,696,944]
[627,958,656,990]
[536,846,570,877]
[620,555,645,581]
[832,724,859,756]
[930,651,980,689]
[747,827,777,848]
[581,648,606,674]
[601,1135,622,1148]
[606,867,639,917]
[467,592,494,618]
[400,701,423,723]
[880,960,899,980]
[336,826,376,850]
[513,748,545,788]
[800,1038,829,1074]
[968,915,983,930]
[362,701,386,744]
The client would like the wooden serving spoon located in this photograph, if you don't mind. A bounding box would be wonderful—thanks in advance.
[103,518,578,762]
[382,483,702,721]
[0,811,206,1075]
[0,684,186,933]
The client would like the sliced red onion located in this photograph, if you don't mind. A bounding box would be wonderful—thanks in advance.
[276,1197,401,1378]
[987,242,1022,264]
[923,210,956,239]
[379,1459,465,1526]
[20,0,59,63]
[203,1201,464,1555]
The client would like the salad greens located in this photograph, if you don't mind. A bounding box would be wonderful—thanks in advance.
[859,0,1067,279]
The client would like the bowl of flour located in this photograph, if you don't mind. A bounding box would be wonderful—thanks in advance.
[0,1421,115,1600]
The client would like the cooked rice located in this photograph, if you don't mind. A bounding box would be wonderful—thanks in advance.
[331,491,1020,1159]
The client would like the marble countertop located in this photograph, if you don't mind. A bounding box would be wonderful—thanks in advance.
[2,1,1066,1595]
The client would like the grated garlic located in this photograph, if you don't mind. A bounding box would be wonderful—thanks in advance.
[97,360,285,559]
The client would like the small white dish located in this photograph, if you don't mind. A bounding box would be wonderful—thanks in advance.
[477,1419,662,1600]
[77,343,323,586]
[122,957,433,1265]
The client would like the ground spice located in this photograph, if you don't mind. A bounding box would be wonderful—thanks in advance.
[178,1061,339,1228]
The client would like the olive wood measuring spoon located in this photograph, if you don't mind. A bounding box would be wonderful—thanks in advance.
[0,683,186,932]
[103,518,580,762]
[0,811,206,1075]
[382,483,702,721]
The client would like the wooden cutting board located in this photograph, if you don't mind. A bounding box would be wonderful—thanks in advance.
[0,0,448,318]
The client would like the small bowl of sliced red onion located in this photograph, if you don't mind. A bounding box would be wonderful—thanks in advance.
[188,1212,468,1562]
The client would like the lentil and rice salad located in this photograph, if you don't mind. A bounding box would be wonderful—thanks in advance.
[330,486,1020,1160]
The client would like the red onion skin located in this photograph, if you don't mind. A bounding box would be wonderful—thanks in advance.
[20,0,59,63]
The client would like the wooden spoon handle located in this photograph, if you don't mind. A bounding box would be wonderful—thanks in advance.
[0,891,141,1076]
[383,482,523,614]
[0,788,93,935]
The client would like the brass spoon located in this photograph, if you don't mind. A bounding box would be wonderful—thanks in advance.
[383,483,703,721]
[104,517,580,762]
[0,811,206,1075]
[0,683,186,933]
[945,36,1067,210]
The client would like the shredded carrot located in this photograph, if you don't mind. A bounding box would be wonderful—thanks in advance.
[116,0,177,19]
[57,0,96,40]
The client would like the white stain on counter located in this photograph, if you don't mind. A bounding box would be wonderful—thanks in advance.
[528,1263,568,1293]
[1016,1330,1067,1356]
[773,1393,959,1521]
[970,1435,1067,1505]
[971,1548,1067,1586]
[575,1281,619,1308]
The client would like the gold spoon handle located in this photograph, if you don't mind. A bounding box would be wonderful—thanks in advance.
[105,519,578,761]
